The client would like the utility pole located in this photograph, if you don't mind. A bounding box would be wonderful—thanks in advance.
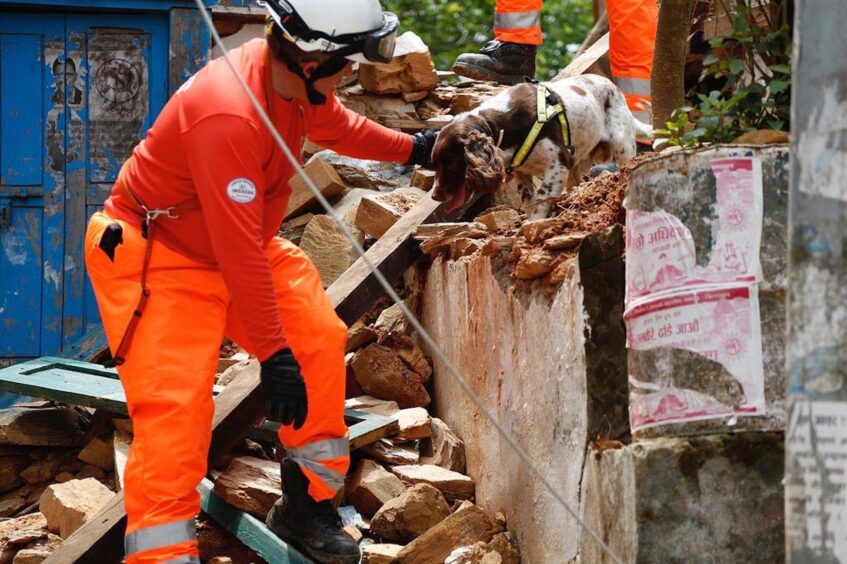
[785,0,847,562]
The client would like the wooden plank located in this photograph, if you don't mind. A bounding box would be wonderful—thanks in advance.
[197,478,310,564]
[553,32,610,80]
[47,193,452,563]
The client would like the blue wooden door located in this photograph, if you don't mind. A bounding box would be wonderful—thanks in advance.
[0,14,66,366]
[0,11,168,366]
[64,14,168,350]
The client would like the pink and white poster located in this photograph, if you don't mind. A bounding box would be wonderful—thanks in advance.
[625,284,766,431]
[626,158,764,302]
[624,157,766,432]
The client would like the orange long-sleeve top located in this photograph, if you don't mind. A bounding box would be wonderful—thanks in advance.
[105,39,413,361]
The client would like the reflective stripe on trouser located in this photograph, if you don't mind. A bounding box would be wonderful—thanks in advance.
[84,212,349,562]
[615,77,653,125]
[494,0,542,45]
[286,435,350,494]
[607,0,657,124]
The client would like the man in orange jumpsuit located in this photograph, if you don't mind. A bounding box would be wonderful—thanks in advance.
[84,1,434,563]
[452,0,657,125]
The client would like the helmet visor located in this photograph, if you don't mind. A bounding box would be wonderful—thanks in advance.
[359,12,398,63]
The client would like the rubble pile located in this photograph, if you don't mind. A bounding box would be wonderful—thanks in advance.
[415,158,648,290]
[210,336,521,563]
[0,405,113,563]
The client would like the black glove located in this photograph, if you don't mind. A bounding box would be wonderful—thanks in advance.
[405,129,437,168]
[260,348,308,430]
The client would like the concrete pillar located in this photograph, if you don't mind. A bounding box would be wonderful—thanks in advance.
[785,1,847,562]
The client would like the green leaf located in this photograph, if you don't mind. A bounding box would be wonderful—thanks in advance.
[702,53,720,67]
[770,79,790,94]
[770,64,791,75]
[729,59,745,75]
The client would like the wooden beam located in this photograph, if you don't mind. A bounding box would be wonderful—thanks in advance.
[328,193,444,323]
[553,32,610,80]
[47,194,451,563]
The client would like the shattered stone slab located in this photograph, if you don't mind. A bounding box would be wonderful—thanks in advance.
[39,478,115,539]
[346,459,406,516]
[213,456,281,517]
[391,464,474,502]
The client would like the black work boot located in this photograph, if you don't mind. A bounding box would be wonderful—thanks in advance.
[266,459,360,564]
[452,40,537,85]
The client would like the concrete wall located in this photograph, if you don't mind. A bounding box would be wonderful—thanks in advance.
[420,227,628,563]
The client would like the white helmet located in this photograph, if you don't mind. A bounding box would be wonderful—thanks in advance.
[260,0,399,64]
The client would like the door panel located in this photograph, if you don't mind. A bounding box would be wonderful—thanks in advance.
[64,14,168,346]
[0,11,169,364]
[0,14,65,365]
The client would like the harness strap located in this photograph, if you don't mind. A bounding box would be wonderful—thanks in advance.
[508,84,574,173]
[104,171,200,368]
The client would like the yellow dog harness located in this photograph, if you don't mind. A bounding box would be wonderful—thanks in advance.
[506,83,574,173]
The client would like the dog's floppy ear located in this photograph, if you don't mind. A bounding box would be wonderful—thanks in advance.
[463,130,505,194]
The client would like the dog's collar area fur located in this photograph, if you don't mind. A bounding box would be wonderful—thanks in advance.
[507,84,575,174]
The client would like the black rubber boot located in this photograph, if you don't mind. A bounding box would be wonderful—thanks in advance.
[452,40,537,85]
[266,459,360,564]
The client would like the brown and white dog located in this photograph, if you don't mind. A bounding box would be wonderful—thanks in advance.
[431,74,653,219]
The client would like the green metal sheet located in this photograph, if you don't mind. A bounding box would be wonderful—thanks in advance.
[0,356,126,414]
[198,478,310,564]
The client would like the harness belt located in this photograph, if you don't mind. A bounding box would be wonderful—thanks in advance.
[507,84,574,173]
[103,168,200,368]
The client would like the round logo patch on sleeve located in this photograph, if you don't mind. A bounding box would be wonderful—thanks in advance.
[226,178,257,204]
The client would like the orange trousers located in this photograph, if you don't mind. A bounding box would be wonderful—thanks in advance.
[607,0,658,124]
[495,0,543,45]
[85,212,349,563]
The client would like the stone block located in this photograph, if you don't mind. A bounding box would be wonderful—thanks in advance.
[0,408,86,447]
[474,209,521,233]
[12,550,50,564]
[579,433,784,563]
[380,334,432,382]
[420,418,466,473]
[299,215,355,288]
[359,32,438,95]
[354,187,427,239]
[213,457,281,517]
[346,459,406,516]
[361,439,420,466]
[362,543,404,564]
[20,451,82,485]
[371,483,451,543]
[346,325,379,354]
[0,455,30,494]
[39,478,115,538]
[351,345,431,408]
[394,408,432,441]
[410,168,435,192]
[286,158,348,219]
[397,503,497,564]
[391,465,474,502]
[78,436,114,471]
[345,396,400,417]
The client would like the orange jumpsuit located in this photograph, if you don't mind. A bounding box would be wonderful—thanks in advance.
[85,38,412,563]
[494,0,657,124]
